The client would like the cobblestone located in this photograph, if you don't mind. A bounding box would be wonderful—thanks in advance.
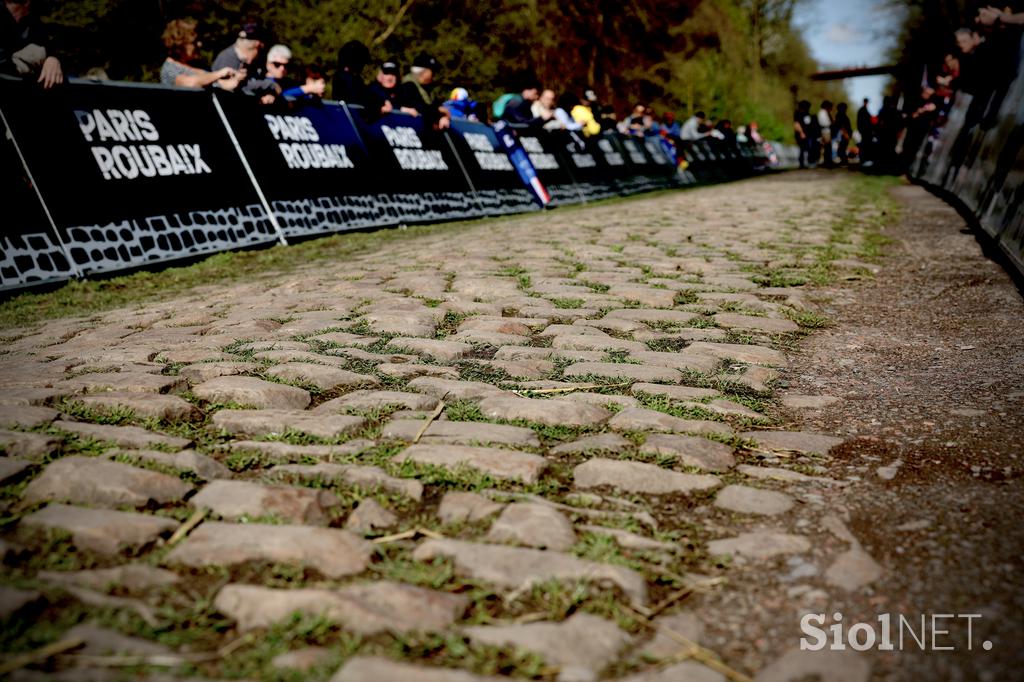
[0,175,952,680]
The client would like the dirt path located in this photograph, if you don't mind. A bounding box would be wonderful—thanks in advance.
[772,180,1024,680]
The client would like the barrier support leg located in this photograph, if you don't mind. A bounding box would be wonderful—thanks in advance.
[210,94,289,246]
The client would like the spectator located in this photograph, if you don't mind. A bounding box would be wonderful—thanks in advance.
[856,98,872,163]
[332,39,372,106]
[832,102,852,165]
[159,18,242,90]
[495,79,542,125]
[598,104,618,132]
[935,53,960,96]
[876,95,903,170]
[715,118,736,143]
[367,59,400,113]
[397,53,451,129]
[1,0,62,88]
[793,100,817,168]
[212,22,262,74]
[680,111,707,140]
[652,111,681,138]
[977,5,1024,26]
[817,100,834,167]
[263,44,292,90]
[282,64,326,101]
[626,104,652,137]
[544,92,583,131]
[531,88,556,124]
[252,43,294,104]
[747,120,764,143]
[856,98,872,134]
[443,87,480,120]
[901,86,941,167]
[626,103,644,131]
[569,94,601,136]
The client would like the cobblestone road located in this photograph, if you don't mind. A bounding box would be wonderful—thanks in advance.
[0,172,1020,681]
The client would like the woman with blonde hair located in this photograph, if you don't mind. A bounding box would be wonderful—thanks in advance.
[159,19,242,90]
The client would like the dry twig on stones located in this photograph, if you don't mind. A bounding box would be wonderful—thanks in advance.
[625,605,752,682]
[0,637,84,675]
[412,400,446,444]
[167,508,207,546]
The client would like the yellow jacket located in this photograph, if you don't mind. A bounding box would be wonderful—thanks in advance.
[571,104,601,136]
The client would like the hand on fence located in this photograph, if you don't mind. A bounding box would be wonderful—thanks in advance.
[38,57,63,89]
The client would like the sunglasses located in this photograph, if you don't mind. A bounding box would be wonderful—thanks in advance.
[270,61,288,68]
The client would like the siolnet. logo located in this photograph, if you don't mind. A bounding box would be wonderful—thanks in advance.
[800,612,993,652]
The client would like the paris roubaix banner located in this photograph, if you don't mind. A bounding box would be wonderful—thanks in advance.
[591,132,674,195]
[447,119,544,214]
[511,127,585,205]
[348,108,483,224]
[214,93,382,238]
[0,77,280,281]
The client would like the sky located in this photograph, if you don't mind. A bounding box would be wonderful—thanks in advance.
[793,0,904,113]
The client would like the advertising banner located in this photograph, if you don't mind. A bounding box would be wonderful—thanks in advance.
[214,94,381,238]
[447,119,542,214]
[558,131,621,201]
[0,77,279,277]
[350,109,481,223]
[513,129,584,205]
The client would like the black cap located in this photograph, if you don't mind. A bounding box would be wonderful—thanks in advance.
[381,60,400,76]
[413,53,439,71]
[238,22,263,40]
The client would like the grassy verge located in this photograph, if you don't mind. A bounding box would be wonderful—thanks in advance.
[0,187,684,332]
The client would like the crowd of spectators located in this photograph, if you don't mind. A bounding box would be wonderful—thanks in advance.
[783,3,1021,173]
[147,17,786,167]
[0,4,793,170]
[908,4,1023,176]
[9,3,1018,177]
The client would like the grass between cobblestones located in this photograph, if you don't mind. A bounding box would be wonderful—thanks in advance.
[0,174,905,679]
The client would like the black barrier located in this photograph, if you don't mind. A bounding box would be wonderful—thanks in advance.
[0,75,798,294]
[214,94,380,238]
[445,119,539,215]
[350,109,484,224]
[0,78,280,285]
[617,134,678,194]
[559,131,621,201]
[909,33,1024,277]
[513,129,585,205]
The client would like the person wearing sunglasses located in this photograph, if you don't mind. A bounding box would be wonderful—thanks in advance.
[264,44,291,87]
[248,43,294,103]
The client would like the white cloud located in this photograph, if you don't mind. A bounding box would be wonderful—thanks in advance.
[825,23,862,45]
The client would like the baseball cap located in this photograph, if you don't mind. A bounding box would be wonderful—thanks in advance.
[380,60,400,76]
[413,53,439,71]
[238,22,263,40]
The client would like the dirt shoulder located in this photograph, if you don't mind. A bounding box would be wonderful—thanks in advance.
[764,178,1023,680]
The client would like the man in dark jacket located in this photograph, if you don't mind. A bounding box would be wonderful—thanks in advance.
[0,0,62,88]
[367,59,400,113]
[497,78,542,126]
[396,53,450,128]
[332,39,371,106]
